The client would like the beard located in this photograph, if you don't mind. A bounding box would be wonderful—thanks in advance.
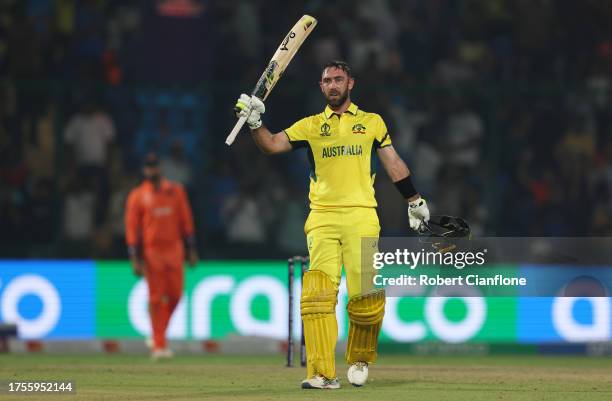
[145,173,161,183]
[326,88,349,108]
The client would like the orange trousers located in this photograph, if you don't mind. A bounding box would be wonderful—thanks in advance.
[144,243,184,350]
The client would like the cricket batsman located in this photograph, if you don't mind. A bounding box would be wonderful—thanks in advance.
[234,61,430,388]
[125,153,198,360]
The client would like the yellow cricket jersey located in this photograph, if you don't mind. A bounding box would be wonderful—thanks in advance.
[284,103,392,209]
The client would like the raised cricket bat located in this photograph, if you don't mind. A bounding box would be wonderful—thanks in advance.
[225,14,317,146]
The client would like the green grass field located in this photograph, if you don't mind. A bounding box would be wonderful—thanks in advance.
[0,353,611,400]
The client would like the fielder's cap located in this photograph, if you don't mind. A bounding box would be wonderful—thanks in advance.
[143,152,159,167]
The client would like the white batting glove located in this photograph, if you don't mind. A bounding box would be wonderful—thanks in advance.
[408,197,430,232]
[235,94,265,130]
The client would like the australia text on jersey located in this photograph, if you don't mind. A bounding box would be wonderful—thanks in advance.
[321,144,363,158]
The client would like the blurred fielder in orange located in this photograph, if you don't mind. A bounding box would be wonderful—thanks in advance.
[125,153,198,360]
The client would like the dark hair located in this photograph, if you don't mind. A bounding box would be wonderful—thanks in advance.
[322,61,353,78]
[143,152,159,167]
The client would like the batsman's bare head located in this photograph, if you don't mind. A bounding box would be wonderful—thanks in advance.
[320,61,354,109]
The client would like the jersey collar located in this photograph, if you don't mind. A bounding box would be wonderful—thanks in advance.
[324,102,358,118]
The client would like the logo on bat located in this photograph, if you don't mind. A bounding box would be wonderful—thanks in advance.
[280,31,296,51]
[252,61,279,99]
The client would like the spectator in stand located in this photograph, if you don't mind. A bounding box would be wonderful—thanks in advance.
[443,96,484,172]
[64,100,115,225]
[160,140,192,188]
[61,175,95,257]
[221,182,266,246]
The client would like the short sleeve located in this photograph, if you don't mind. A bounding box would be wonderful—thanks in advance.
[374,114,392,148]
[284,116,312,148]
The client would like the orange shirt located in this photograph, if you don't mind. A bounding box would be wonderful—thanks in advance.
[125,179,195,249]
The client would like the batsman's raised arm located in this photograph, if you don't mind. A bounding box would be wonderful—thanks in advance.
[235,94,292,155]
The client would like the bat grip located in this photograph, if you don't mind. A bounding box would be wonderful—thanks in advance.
[227,97,254,146]
[225,115,248,146]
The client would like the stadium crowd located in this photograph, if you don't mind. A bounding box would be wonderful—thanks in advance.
[1,0,611,259]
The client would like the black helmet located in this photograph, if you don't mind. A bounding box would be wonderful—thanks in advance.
[419,215,471,253]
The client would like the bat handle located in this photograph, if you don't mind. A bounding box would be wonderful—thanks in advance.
[225,115,248,146]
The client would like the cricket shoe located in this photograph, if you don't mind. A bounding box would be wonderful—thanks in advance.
[301,376,340,389]
[347,361,368,387]
[151,348,174,361]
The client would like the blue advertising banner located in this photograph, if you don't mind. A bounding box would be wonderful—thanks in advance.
[0,261,95,339]
[518,297,611,343]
